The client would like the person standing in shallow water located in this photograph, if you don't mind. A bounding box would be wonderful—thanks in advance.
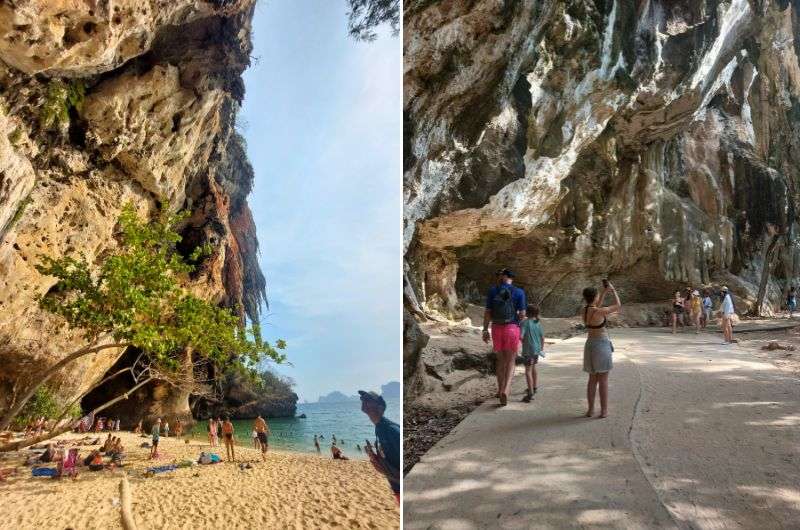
[582,281,621,419]
[482,268,526,406]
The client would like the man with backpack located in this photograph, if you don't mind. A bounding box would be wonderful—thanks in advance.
[482,268,527,406]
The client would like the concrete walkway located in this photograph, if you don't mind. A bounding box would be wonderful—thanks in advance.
[404,329,800,529]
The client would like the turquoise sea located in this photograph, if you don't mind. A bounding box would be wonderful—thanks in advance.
[190,397,399,460]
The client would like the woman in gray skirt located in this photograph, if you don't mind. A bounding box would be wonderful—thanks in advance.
[582,281,621,418]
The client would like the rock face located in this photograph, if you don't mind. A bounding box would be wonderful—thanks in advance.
[0,1,267,423]
[404,0,800,396]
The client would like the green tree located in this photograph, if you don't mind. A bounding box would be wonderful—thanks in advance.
[346,0,400,41]
[0,203,285,447]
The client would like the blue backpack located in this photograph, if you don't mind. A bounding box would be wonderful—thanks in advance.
[490,286,516,324]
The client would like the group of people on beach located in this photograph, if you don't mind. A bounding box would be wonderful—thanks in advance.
[203,415,270,462]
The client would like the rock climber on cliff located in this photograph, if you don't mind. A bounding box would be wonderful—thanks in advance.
[482,268,527,406]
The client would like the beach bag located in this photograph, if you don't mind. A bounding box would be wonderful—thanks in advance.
[209,453,221,463]
[490,286,516,324]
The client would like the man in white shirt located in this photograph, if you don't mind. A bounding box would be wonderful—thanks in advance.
[721,286,735,343]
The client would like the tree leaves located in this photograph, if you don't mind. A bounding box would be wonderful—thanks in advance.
[36,203,286,379]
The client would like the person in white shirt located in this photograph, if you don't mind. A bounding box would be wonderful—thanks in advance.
[720,286,735,343]
[701,290,713,329]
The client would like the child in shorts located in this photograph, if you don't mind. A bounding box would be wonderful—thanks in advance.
[520,305,545,403]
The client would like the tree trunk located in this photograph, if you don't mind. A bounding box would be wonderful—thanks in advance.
[0,376,153,452]
[754,234,781,317]
[0,341,128,431]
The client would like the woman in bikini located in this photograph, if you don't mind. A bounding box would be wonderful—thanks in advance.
[221,417,235,462]
[671,290,684,333]
[582,280,621,419]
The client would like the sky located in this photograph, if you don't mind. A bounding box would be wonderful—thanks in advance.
[240,1,401,402]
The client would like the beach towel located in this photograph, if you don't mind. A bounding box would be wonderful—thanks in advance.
[31,467,58,477]
[146,464,177,474]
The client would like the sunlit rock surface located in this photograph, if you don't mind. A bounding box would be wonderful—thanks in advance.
[0,0,267,423]
[404,0,800,396]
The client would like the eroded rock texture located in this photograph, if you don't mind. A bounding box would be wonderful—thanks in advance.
[404,0,800,395]
[405,0,800,315]
[0,0,272,423]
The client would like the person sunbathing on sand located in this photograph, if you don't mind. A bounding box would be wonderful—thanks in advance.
[331,444,348,460]
[222,416,235,462]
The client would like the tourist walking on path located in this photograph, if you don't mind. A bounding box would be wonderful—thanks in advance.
[689,290,702,334]
[701,290,713,328]
[150,418,161,459]
[359,390,400,504]
[519,305,545,403]
[721,286,735,344]
[787,287,797,318]
[582,280,621,419]
[671,290,684,333]
[222,417,236,461]
[482,268,526,406]
[253,415,270,461]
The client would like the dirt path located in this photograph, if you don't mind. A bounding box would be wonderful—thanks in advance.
[403,329,800,529]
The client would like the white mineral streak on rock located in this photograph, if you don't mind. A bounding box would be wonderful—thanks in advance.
[600,0,618,78]
[404,156,455,250]
[489,104,518,132]
[689,0,751,91]
[741,64,759,145]
[695,57,739,120]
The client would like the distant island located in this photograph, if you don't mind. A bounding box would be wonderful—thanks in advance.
[317,391,358,403]
[314,381,400,403]
[381,381,400,397]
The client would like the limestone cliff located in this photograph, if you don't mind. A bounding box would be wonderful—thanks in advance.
[404,1,800,395]
[0,1,274,424]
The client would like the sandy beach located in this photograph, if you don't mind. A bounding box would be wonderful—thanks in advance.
[0,431,399,529]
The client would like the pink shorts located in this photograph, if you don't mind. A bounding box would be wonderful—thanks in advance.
[491,323,520,353]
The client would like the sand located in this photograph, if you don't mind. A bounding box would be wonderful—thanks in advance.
[0,431,399,530]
